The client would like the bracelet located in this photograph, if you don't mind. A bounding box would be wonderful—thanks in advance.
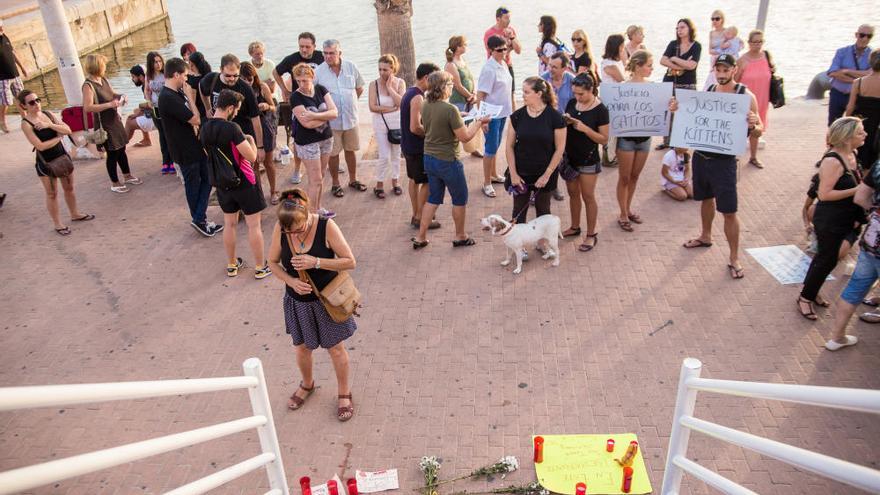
[257,146,264,149]
[314,257,321,269]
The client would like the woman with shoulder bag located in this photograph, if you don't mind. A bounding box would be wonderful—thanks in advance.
[82,53,140,193]
[18,90,94,235]
[267,188,358,422]
[736,30,773,169]
[369,54,406,198]
[797,117,867,320]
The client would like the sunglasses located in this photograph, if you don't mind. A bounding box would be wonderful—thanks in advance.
[711,16,722,21]
[25,97,42,106]
[857,32,873,39]
[493,48,508,53]
[571,37,583,42]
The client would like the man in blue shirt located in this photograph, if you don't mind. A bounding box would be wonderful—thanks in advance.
[827,24,874,126]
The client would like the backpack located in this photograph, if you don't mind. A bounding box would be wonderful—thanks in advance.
[207,144,242,191]
[707,83,747,94]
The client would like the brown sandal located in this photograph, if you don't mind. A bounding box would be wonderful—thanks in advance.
[337,393,354,422]
[287,382,315,410]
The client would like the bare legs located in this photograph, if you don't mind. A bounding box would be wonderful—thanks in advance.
[222,211,265,267]
[409,181,429,223]
[416,203,466,243]
[615,150,649,223]
[291,342,352,409]
[39,174,83,229]
[303,157,324,212]
[693,199,741,269]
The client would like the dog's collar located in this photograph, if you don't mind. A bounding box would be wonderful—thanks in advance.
[498,222,514,236]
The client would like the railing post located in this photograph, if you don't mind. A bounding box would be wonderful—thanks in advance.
[661,358,702,495]
[243,358,290,495]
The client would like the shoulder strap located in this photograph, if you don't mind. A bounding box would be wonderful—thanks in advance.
[736,83,746,94]
[707,84,717,92]
[764,50,775,73]
[42,110,57,124]
[207,73,221,113]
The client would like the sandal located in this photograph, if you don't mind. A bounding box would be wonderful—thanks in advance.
[288,382,315,410]
[452,237,476,247]
[618,219,634,232]
[749,158,764,169]
[392,185,403,195]
[72,213,95,222]
[863,296,880,307]
[578,233,598,252]
[133,140,151,147]
[270,193,280,205]
[814,296,831,308]
[373,188,386,199]
[683,238,713,248]
[797,297,818,320]
[348,180,367,192]
[482,185,497,198]
[411,237,429,250]
[337,393,354,422]
[331,185,345,197]
[55,226,71,236]
[124,176,143,185]
[562,227,581,238]
[727,264,745,279]
[110,185,130,194]
[628,213,643,224]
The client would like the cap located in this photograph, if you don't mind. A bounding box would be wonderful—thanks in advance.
[129,64,145,76]
[714,54,736,67]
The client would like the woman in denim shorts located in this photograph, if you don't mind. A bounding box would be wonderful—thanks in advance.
[290,63,338,218]
[616,50,678,232]
[411,71,488,249]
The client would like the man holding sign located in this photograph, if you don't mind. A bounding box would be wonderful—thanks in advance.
[677,54,762,279]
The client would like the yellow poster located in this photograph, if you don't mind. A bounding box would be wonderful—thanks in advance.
[532,434,652,494]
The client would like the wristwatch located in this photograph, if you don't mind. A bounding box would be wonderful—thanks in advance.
[315,257,321,269]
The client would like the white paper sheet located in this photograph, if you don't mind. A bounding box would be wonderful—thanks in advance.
[462,102,503,122]
[746,245,834,285]
[355,469,400,493]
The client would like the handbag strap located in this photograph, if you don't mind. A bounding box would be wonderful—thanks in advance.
[85,79,103,130]
[287,232,326,300]
[375,81,393,132]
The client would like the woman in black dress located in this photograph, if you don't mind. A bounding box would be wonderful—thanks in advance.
[18,90,93,235]
[242,62,279,204]
[658,18,701,149]
[267,188,357,421]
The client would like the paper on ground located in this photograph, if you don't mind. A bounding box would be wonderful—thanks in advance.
[746,244,834,285]
[355,469,399,492]
[462,102,503,122]
[533,434,651,494]
[311,475,343,495]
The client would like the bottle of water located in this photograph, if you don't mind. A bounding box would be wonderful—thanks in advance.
[279,146,291,166]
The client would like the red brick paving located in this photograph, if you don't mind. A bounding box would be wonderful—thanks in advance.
[0,99,878,494]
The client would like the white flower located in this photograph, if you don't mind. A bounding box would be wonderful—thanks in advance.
[419,456,441,473]
[499,456,518,473]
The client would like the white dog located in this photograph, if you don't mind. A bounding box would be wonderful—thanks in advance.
[480,214,562,274]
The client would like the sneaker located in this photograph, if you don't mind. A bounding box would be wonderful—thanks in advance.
[160,164,172,175]
[552,189,565,201]
[290,172,302,184]
[317,208,336,219]
[227,257,244,277]
[207,221,224,235]
[110,185,130,193]
[191,221,215,237]
[255,263,272,279]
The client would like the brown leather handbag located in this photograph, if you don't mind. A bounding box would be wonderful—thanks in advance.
[289,233,362,322]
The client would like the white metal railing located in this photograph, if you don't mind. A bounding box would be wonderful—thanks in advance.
[0,358,289,495]
[661,358,880,494]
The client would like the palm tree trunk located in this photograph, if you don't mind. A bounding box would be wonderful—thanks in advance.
[374,0,416,86]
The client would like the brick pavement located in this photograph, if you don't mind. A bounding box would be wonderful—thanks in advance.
[0,99,878,494]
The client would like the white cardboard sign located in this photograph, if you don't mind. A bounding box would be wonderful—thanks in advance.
[600,82,673,137]
[746,245,834,285]
[669,89,750,155]
[355,469,400,493]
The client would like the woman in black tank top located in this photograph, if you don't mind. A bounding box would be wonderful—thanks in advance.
[267,188,358,421]
[798,117,867,320]
[18,90,94,236]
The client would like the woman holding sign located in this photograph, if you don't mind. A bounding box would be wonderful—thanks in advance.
[615,50,678,232]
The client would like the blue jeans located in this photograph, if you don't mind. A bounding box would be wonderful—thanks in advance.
[840,251,880,305]
[828,87,849,127]
[484,117,506,157]
[180,156,212,224]
[424,154,468,206]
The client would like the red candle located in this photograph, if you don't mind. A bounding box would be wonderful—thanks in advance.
[534,436,544,463]
[629,441,639,457]
[606,439,615,452]
[328,479,339,495]
[575,482,587,495]
[300,477,312,495]
[622,467,633,493]
[346,478,358,495]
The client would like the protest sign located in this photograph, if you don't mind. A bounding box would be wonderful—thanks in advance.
[669,89,750,155]
[599,82,673,137]
[462,102,503,122]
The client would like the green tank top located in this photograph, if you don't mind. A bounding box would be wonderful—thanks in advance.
[449,61,474,105]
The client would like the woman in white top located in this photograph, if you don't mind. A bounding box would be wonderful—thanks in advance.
[144,51,173,175]
[368,54,406,198]
[704,10,726,89]
[600,34,626,83]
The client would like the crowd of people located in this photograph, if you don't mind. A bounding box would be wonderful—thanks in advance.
[1,8,879,418]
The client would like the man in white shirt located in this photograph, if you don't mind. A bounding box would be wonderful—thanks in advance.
[315,39,366,197]
[476,35,514,198]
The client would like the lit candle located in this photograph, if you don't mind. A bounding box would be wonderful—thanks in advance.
[534,436,544,463]
[606,439,615,452]
[622,467,633,493]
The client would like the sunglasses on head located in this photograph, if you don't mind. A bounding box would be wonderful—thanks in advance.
[25,97,41,106]
[857,32,873,39]
[711,16,722,21]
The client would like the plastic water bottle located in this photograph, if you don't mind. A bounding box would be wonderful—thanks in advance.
[279,146,291,166]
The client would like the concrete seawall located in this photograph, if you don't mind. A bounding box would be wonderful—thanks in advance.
[2,0,169,80]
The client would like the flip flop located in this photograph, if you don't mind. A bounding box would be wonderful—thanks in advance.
[863,297,880,307]
[728,264,745,279]
[562,227,582,238]
[452,237,476,247]
[749,158,764,169]
[683,238,713,248]
[618,219,634,232]
[628,213,643,224]
[55,226,71,236]
[72,213,95,222]
[411,237,429,250]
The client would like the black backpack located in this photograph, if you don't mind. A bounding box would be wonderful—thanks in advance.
[206,144,241,191]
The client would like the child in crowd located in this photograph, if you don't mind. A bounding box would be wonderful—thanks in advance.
[718,26,744,58]
[661,147,692,200]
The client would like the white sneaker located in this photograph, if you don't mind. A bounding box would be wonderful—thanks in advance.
[290,172,302,184]
[758,137,767,149]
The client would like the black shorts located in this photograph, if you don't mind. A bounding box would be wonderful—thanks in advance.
[404,153,428,184]
[217,183,266,215]
[692,152,738,213]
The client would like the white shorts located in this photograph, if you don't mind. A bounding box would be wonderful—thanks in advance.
[135,115,155,132]
[295,138,333,161]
